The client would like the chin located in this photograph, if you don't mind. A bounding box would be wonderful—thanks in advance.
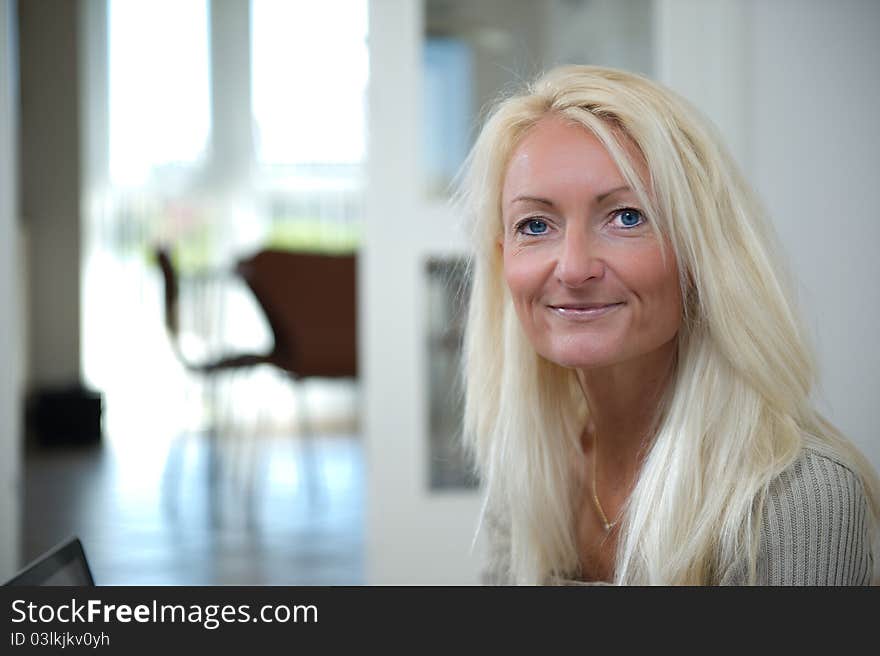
[537,340,623,370]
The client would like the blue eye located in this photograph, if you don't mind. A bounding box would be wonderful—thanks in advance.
[614,208,644,228]
[519,219,549,235]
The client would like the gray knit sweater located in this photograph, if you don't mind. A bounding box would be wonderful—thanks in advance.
[482,446,875,585]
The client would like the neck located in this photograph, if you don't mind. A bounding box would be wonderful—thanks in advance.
[577,338,677,481]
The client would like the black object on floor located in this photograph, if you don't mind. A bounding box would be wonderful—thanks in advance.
[28,385,103,446]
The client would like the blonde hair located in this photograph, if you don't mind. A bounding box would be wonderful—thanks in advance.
[459,65,880,584]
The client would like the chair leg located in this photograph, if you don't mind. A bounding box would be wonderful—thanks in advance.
[294,379,323,510]
[243,371,269,531]
[160,429,185,520]
[205,374,224,528]
[160,369,200,524]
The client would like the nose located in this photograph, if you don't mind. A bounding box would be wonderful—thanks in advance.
[555,224,604,287]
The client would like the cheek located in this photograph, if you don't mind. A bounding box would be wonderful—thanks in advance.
[502,248,544,301]
[626,249,683,327]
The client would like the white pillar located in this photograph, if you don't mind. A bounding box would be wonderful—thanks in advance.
[364,0,484,584]
[208,0,254,190]
[18,0,83,388]
[654,0,752,171]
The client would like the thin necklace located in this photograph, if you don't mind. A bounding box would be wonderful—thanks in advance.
[591,432,618,532]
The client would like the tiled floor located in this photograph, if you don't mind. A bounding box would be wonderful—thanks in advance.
[22,431,364,585]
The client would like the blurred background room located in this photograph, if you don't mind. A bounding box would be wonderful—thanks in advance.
[1,0,879,585]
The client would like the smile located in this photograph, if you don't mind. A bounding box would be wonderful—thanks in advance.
[547,302,624,321]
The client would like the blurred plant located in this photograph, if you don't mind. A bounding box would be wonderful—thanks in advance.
[265,217,360,254]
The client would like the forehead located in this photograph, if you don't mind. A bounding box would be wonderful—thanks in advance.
[501,115,638,205]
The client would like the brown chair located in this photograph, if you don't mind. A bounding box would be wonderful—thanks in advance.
[156,247,272,375]
[155,246,358,521]
[155,246,357,379]
[234,249,358,380]
[235,249,358,513]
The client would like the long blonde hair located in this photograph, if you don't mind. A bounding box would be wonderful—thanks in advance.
[459,65,880,584]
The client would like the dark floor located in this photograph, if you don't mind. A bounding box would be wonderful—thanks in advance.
[22,431,365,585]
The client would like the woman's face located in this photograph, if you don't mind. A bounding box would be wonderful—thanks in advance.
[500,115,682,370]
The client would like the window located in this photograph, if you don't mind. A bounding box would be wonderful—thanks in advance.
[252,0,368,168]
[108,0,210,187]
[84,0,368,441]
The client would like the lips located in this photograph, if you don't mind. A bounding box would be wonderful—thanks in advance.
[547,302,624,320]
[549,302,622,310]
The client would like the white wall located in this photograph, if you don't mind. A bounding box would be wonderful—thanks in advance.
[658,0,880,473]
[749,0,880,470]
[0,0,22,580]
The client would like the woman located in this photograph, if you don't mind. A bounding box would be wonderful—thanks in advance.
[458,65,880,585]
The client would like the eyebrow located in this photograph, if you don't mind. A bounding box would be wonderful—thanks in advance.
[508,185,633,208]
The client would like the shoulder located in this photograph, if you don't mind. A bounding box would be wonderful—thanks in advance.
[756,446,874,585]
